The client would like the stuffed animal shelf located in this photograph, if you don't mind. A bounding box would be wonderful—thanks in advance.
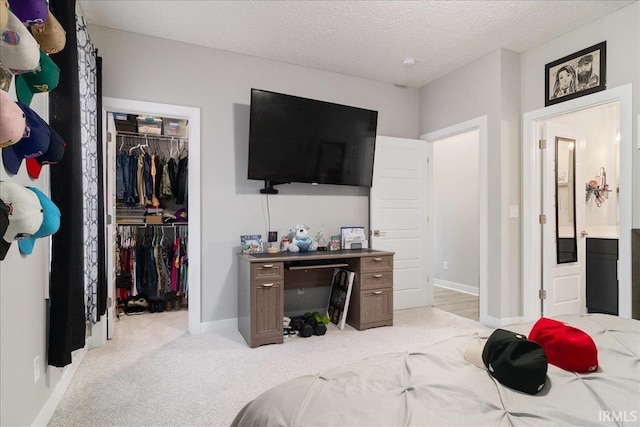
[286,224,319,252]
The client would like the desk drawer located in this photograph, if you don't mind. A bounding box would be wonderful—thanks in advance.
[360,270,393,290]
[361,256,393,272]
[360,287,393,325]
[251,262,284,280]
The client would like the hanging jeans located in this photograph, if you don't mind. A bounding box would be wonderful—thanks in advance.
[135,244,157,298]
[122,153,138,206]
[116,152,125,200]
[143,153,153,203]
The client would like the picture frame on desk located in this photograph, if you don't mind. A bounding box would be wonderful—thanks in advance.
[240,234,264,254]
[341,226,366,250]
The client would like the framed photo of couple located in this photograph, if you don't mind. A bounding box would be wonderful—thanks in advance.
[545,41,606,107]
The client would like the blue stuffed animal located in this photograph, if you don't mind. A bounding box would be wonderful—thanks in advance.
[287,224,319,252]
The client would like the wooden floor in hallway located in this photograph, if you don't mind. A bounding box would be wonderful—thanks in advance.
[433,286,479,322]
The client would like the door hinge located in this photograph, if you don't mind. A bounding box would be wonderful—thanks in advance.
[539,214,547,224]
[539,139,546,149]
[539,289,547,300]
[107,132,112,143]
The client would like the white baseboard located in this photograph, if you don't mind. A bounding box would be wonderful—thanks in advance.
[434,279,479,296]
[480,314,524,328]
[32,346,88,427]
[200,318,238,333]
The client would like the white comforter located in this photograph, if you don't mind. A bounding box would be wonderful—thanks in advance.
[232,314,640,426]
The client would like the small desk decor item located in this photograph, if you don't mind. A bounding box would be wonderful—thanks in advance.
[240,234,263,254]
[545,41,606,107]
[327,268,355,330]
[341,226,366,249]
[267,231,278,253]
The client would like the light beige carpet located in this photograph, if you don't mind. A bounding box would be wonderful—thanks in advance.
[48,307,486,426]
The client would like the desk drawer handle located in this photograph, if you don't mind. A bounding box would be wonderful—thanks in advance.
[372,274,383,278]
[262,264,274,269]
[262,283,274,287]
[372,291,383,295]
[372,258,383,262]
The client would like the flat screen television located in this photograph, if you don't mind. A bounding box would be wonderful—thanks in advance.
[248,89,378,192]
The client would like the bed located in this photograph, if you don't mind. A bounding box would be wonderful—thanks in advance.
[232,314,639,426]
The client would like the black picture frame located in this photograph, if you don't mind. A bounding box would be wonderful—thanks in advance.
[545,41,606,107]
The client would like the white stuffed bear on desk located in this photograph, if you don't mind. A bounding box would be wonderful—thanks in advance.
[286,224,318,252]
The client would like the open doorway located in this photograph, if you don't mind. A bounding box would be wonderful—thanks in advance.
[91,97,202,348]
[431,130,480,321]
[424,116,488,323]
[523,85,632,321]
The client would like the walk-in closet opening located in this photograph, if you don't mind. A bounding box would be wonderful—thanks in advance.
[105,108,191,339]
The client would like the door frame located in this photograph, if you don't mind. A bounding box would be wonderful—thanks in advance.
[423,115,488,324]
[523,84,632,321]
[100,97,202,336]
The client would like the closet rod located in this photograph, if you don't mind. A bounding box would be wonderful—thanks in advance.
[116,131,189,141]
[116,222,189,228]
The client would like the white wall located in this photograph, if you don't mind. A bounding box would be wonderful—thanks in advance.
[432,130,479,292]
[521,2,640,228]
[550,102,620,231]
[0,94,79,426]
[87,25,420,324]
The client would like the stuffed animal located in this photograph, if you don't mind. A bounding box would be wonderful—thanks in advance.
[286,224,319,252]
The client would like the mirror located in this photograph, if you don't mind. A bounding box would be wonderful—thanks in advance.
[556,137,577,263]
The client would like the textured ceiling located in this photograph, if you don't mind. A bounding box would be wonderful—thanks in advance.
[78,0,634,88]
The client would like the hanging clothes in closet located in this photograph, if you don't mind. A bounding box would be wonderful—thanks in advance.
[115,134,188,208]
[115,225,189,313]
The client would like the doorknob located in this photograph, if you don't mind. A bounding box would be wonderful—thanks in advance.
[580,230,588,238]
[373,230,387,237]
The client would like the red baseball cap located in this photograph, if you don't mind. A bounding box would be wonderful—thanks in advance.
[529,317,598,373]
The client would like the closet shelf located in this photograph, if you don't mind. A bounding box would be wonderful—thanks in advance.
[116,130,189,141]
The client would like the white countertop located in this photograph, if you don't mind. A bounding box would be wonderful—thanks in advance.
[584,226,619,239]
[558,225,618,239]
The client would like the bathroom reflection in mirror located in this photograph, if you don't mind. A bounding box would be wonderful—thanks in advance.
[556,137,577,264]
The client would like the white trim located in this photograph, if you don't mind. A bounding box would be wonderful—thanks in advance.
[200,318,239,334]
[31,347,88,427]
[423,116,489,326]
[434,280,479,296]
[522,84,633,321]
[101,97,202,335]
[482,315,524,329]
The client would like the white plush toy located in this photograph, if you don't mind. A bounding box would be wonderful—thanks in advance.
[287,224,319,252]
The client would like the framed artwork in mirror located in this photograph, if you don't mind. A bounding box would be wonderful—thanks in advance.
[545,42,606,107]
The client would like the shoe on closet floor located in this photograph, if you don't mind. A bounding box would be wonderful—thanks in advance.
[125,296,148,315]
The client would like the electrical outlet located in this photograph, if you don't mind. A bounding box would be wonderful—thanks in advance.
[443,261,448,271]
[297,288,304,295]
[33,355,40,384]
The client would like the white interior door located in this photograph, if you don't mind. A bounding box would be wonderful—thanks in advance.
[541,122,585,317]
[106,113,117,339]
[371,136,430,310]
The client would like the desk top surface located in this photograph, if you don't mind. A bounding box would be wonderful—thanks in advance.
[239,248,394,262]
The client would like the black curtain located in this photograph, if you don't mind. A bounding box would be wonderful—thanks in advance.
[47,0,86,367]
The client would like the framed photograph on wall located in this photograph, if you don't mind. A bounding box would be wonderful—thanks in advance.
[545,41,606,107]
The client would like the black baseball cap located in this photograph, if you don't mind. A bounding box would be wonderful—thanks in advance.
[475,329,548,395]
